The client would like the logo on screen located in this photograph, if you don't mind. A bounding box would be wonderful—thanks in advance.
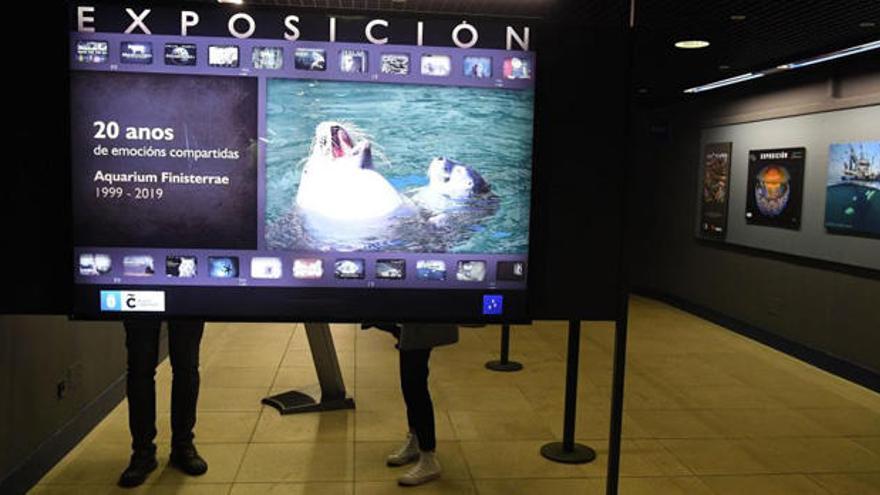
[76,40,108,64]
[165,43,197,66]
[294,49,326,71]
[101,291,122,311]
[209,45,239,68]
[79,253,112,276]
[121,42,153,64]
[483,295,503,315]
[101,291,165,312]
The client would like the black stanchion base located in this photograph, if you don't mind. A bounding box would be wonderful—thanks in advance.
[262,391,355,415]
[540,442,597,464]
[485,360,524,372]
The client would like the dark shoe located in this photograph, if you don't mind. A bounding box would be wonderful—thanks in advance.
[117,450,158,488]
[169,444,208,476]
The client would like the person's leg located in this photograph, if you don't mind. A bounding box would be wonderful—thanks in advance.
[397,348,441,486]
[399,349,436,451]
[119,320,161,487]
[167,319,208,475]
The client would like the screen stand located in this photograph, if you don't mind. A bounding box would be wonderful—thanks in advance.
[540,320,596,464]
[485,324,524,372]
[262,322,355,414]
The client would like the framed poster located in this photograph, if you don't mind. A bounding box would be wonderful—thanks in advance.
[745,147,805,230]
[824,141,880,238]
[699,142,733,239]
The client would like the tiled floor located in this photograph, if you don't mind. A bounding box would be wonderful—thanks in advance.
[32,296,880,494]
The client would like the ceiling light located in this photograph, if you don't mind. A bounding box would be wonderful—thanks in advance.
[730,15,747,21]
[860,21,877,28]
[217,0,244,4]
[718,64,731,70]
[685,39,880,94]
[684,73,764,94]
[675,40,710,49]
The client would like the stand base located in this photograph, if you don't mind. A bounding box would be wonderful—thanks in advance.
[540,442,597,464]
[262,390,355,415]
[485,360,524,372]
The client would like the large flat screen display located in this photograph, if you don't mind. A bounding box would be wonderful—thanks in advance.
[69,3,537,322]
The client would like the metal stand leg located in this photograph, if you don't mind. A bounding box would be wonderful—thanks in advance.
[540,320,596,464]
[606,294,629,494]
[262,322,356,414]
[485,324,524,372]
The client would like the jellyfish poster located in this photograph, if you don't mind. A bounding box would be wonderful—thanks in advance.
[745,147,805,230]
[824,141,880,238]
[699,142,733,239]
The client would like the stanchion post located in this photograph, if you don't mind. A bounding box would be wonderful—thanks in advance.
[606,293,629,495]
[486,324,524,372]
[540,319,596,463]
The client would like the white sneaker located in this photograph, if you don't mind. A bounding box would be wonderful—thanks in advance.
[386,433,420,467]
[398,451,442,486]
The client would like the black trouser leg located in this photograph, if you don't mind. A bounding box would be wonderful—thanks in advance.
[399,349,436,452]
[124,320,161,454]
[168,320,204,448]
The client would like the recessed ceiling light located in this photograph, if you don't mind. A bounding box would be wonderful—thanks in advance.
[675,40,710,49]
[719,64,731,70]
[860,21,877,28]
[217,0,244,4]
[730,15,747,21]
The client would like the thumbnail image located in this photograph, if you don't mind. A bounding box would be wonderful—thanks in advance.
[334,259,365,279]
[251,257,282,279]
[264,80,534,254]
[209,257,239,278]
[456,260,486,282]
[496,261,525,281]
[166,256,198,278]
[825,141,880,237]
[503,57,531,80]
[421,55,451,76]
[381,54,410,75]
[464,57,492,78]
[293,258,324,279]
[209,45,239,68]
[699,142,733,238]
[416,260,447,281]
[295,49,326,71]
[123,255,155,277]
[253,47,283,69]
[340,49,368,73]
[120,42,153,64]
[165,43,197,66]
[376,259,406,279]
[745,148,805,230]
[79,253,112,276]
[76,40,108,64]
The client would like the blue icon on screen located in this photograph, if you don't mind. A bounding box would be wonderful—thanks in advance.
[482,294,503,315]
[101,291,122,311]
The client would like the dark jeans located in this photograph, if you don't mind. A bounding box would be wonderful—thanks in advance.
[124,320,204,453]
[399,349,435,452]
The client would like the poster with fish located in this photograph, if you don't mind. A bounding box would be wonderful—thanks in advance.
[698,142,732,239]
[745,147,805,230]
[824,141,880,238]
